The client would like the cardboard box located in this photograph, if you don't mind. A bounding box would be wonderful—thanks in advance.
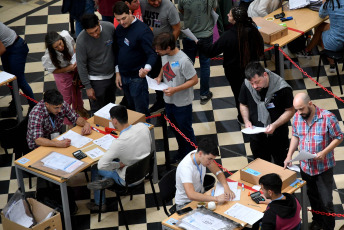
[253,17,288,43]
[1,198,62,230]
[94,103,146,128]
[240,158,297,190]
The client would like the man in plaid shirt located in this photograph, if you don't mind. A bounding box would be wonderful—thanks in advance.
[27,89,92,150]
[284,92,343,230]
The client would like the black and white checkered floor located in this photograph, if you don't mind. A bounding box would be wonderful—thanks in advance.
[1,0,344,229]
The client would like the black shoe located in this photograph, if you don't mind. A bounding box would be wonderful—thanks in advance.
[309,221,323,230]
[200,91,213,105]
[86,202,107,212]
[87,178,115,190]
[149,101,165,114]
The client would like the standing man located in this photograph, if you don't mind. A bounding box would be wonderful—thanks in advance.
[141,0,181,114]
[284,93,343,230]
[239,62,294,167]
[114,1,157,116]
[178,0,217,105]
[76,14,117,114]
[153,32,198,161]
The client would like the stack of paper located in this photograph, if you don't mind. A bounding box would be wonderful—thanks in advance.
[5,200,33,228]
[224,203,264,225]
[214,181,241,201]
[179,212,227,230]
[94,103,117,120]
[0,71,15,83]
[41,152,84,173]
[93,134,116,150]
[289,0,310,9]
[85,147,105,159]
[56,130,93,148]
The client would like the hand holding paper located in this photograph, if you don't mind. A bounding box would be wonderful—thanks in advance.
[181,29,198,42]
[289,150,316,162]
[241,126,267,134]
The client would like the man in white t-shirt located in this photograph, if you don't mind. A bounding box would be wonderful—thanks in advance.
[175,139,235,210]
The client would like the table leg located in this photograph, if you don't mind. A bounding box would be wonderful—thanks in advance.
[60,182,72,230]
[15,165,26,193]
[12,79,23,122]
[301,184,308,230]
[151,129,158,184]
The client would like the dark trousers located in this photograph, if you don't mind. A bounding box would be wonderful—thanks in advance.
[89,77,116,114]
[249,126,289,167]
[301,168,335,230]
[149,57,164,103]
[165,103,196,160]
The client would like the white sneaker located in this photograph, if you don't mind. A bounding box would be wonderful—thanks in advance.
[329,65,336,73]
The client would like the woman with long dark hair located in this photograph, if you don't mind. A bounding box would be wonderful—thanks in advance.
[197,6,264,124]
[42,31,87,125]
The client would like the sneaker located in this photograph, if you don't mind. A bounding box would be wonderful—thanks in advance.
[149,101,165,114]
[295,50,312,59]
[87,178,115,190]
[200,91,213,105]
[329,64,336,73]
[86,202,107,212]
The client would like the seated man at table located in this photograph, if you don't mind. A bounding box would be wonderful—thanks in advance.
[27,89,92,150]
[87,105,152,211]
[257,173,301,230]
[175,139,235,211]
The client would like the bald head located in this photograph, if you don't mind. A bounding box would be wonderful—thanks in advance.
[294,93,313,119]
[294,93,311,107]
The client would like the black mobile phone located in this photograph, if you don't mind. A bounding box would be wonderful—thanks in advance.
[176,207,193,215]
[274,12,285,19]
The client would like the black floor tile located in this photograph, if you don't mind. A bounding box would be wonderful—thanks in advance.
[26,15,48,25]
[215,120,241,133]
[118,209,146,226]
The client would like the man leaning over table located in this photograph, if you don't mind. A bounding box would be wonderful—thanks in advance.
[175,138,235,211]
[284,92,343,230]
[27,89,92,150]
[86,105,152,211]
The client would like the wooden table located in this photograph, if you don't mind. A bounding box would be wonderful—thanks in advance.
[264,7,328,77]
[15,114,155,230]
[162,170,307,230]
[0,71,23,121]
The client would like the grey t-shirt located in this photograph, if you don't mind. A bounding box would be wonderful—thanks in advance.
[140,0,180,37]
[162,50,196,107]
[178,0,217,38]
[0,22,16,47]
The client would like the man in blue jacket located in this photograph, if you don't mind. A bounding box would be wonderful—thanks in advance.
[114,1,157,116]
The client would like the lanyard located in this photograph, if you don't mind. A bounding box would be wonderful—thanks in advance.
[120,125,132,135]
[193,154,203,185]
[49,115,55,129]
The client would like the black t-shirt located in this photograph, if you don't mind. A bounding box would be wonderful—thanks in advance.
[238,83,293,128]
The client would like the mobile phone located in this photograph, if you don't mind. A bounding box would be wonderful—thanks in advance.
[274,12,285,19]
[176,207,193,215]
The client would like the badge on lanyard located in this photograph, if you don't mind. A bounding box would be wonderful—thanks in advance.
[266,102,275,109]
[124,38,130,46]
[171,61,180,68]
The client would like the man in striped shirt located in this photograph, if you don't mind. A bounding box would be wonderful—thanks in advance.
[284,92,343,230]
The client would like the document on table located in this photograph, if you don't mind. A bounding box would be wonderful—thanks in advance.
[71,53,76,64]
[145,76,168,91]
[94,102,117,120]
[181,28,198,42]
[0,71,15,83]
[214,181,241,201]
[56,130,93,148]
[85,147,105,159]
[241,126,266,134]
[93,134,115,150]
[289,150,316,162]
[289,0,310,9]
[6,200,33,227]
[211,10,219,27]
[179,212,227,230]
[41,151,84,173]
[224,203,264,226]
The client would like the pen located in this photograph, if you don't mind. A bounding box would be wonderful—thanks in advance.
[247,204,260,208]
[242,183,245,191]
[92,127,100,133]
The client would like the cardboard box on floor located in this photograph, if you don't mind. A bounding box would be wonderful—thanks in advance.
[1,198,62,230]
[253,17,288,44]
[94,103,146,127]
[240,158,297,190]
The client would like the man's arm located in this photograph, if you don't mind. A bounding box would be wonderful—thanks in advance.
[315,138,343,160]
[183,183,226,203]
[284,135,300,169]
[75,117,92,135]
[98,141,121,171]
[163,75,198,97]
[208,160,235,200]
[240,103,252,128]
[171,23,181,40]
[0,41,6,56]
[265,107,295,134]
[35,137,71,148]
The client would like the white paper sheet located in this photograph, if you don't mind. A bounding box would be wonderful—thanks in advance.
[145,76,168,91]
[41,151,84,173]
[6,200,33,227]
[94,103,117,120]
[56,130,93,148]
[214,182,241,201]
[70,53,76,64]
[289,150,316,162]
[287,164,300,172]
[181,28,198,42]
[85,147,105,159]
[211,10,219,27]
[179,212,227,230]
[241,126,266,134]
[289,0,310,9]
[224,203,264,226]
[0,71,15,83]
[252,185,261,191]
[93,134,115,150]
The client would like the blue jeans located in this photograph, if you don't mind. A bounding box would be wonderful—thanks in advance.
[182,35,212,96]
[1,37,35,107]
[75,0,95,37]
[121,75,149,116]
[91,165,125,205]
[165,103,196,159]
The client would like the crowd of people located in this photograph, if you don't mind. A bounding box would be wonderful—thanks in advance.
[1,0,344,229]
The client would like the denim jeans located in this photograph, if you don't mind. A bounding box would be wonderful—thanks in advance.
[165,103,196,160]
[1,37,36,107]
[75,0,95,37]
[182,35,212,96]
[121,75,149,116]
[301,168,334,230]
[91,165,125,205]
